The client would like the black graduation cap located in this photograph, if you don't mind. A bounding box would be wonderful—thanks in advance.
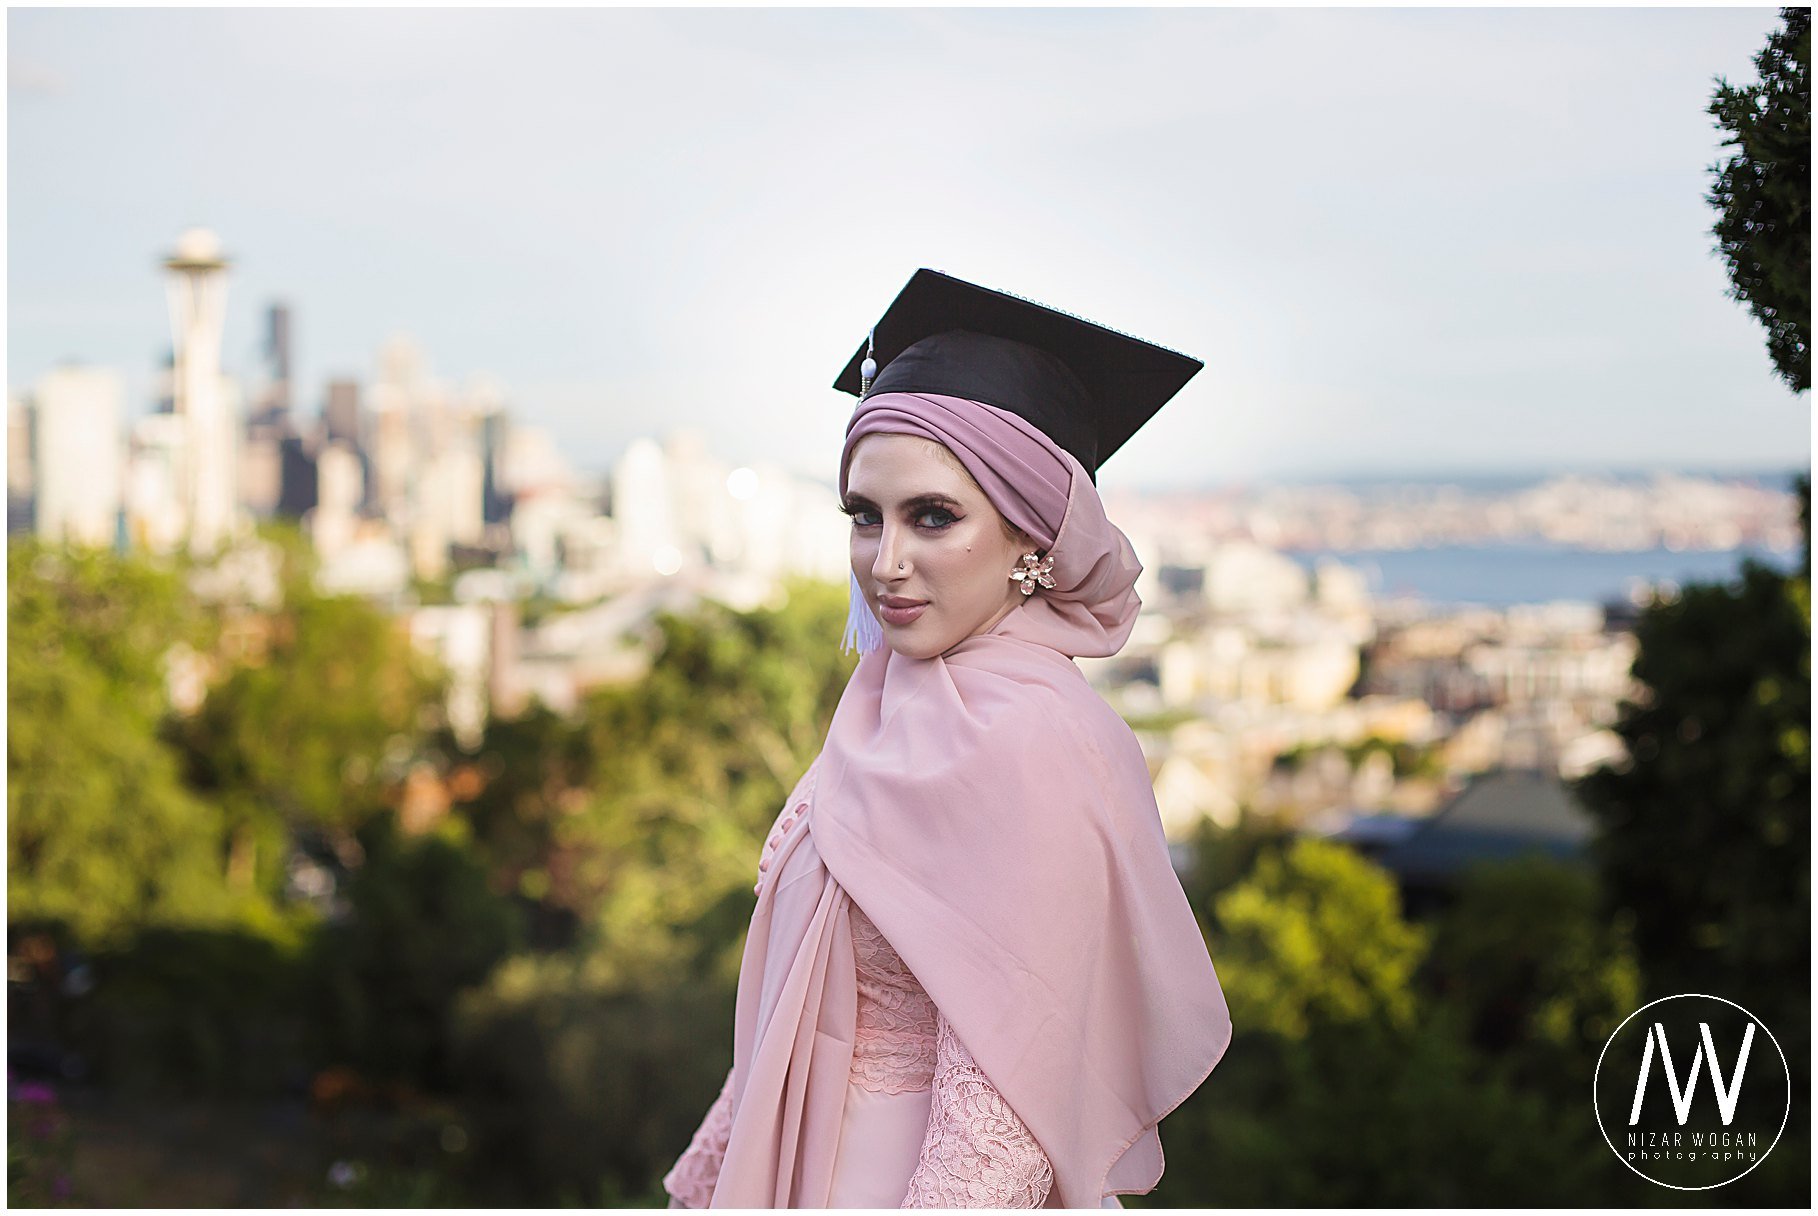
[833,268,1203,483]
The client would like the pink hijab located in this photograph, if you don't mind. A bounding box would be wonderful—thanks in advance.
[710,393,1232,1207]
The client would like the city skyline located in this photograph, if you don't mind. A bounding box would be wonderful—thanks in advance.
[8,6,1810,491]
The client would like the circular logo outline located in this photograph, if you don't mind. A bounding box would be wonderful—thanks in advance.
[1592,992,1790,1191]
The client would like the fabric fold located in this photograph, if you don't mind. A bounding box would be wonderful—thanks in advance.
[711,764,856,1208]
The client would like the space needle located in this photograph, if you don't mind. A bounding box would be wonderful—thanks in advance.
[162,227,239,554]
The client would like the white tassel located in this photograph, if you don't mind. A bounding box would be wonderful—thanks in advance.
[840,568,884,655]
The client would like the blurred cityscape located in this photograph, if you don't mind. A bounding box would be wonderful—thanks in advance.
[7,220,1807,1208]
[10,3,1808,1202]
[7,228,1804,847]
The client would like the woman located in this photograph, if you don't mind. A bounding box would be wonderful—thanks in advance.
[663,270,1232,1208]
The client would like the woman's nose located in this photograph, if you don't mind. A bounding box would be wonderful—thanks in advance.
[871,524,906,579]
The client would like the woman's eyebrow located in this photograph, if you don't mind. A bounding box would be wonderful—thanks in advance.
[841,492,963,510]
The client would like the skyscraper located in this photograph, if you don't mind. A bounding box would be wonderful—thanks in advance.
[323,378,362,450]
[261,302,292,423]
[34,364,123,548]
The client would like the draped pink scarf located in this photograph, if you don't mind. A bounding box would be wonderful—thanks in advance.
[710,394,1232,1207]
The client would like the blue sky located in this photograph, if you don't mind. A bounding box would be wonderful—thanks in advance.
[7,6,1808,490]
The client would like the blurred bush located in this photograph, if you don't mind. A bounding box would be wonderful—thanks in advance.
[450,956,736,1204]
[64,913,314,1098]
[306,812,523,1095]
[1419,854,1643,1102]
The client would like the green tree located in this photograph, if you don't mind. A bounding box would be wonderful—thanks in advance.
[532,579,853,986]
[1707,6,1810,393]
[1419,855,1642,1102]
[1152,832,1634,1206]
[7,541,236,944]
[309,813,522,1093]
[169,546,444,896]
[1571,556,1809,1043]
[440,703,592,950]
[1210,836,1430,1040]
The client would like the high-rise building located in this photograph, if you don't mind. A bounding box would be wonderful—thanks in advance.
[34,364,123,547]
[611,436,680,577]
[243,301,302,518]
[240,431,284,518]
[323,378,362,449]
[481,405,512,525]
[370,380,412,523]
[260,302,292,422]
[162,227,242,554]
[277,434,319,518]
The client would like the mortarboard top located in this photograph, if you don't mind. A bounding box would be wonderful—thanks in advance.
[833,268,1203,483]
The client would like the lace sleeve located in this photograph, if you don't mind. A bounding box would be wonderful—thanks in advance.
[662,1066,736,1209]
[901,1011,1055,1208]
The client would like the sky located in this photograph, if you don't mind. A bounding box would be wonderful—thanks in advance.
[7,5,1810,492]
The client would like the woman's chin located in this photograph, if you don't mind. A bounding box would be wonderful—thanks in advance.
[881,620,954,660]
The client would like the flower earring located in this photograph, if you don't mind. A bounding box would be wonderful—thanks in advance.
[1009,550,1056,596]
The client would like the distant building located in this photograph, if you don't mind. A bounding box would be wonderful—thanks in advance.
[1371,766,1596,917]
[481,406,512,525]
[261,302,293,422]
[277,433,319,518]
[323,378,362,450]
[33,364,123,547]
[240,429,284,518]
[244,301,308,520]
[125,413,188,553]
[309,441,364,559]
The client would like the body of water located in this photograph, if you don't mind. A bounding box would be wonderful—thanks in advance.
[1285,542,1804,610]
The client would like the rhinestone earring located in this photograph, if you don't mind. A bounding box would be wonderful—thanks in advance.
[1009,551,1056,596]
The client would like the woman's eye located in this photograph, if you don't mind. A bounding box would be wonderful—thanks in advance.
[839,505,958,531]
[841,505,881,527]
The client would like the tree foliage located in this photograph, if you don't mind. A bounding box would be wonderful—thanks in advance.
[308,813,523,1092]
[1418,855,1642,1100]
[1152,833,1637,1207]
[1571,553,1809,1039]
[451,578,855,987]
[1707,6,1811,393]
[7,541,236,944]
[1210,836,1430,1040]
[167,550,445,895]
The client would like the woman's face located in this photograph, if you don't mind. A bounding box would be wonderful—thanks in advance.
[843,433,1039,661]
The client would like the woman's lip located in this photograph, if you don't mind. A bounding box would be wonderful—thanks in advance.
[879,597,928,608]
[879,600,929,625]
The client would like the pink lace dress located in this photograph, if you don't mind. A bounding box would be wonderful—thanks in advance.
[663,806,1120,1208]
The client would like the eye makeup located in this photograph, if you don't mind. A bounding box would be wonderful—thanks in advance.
[840,492,962,514]
[839,492,965,531]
